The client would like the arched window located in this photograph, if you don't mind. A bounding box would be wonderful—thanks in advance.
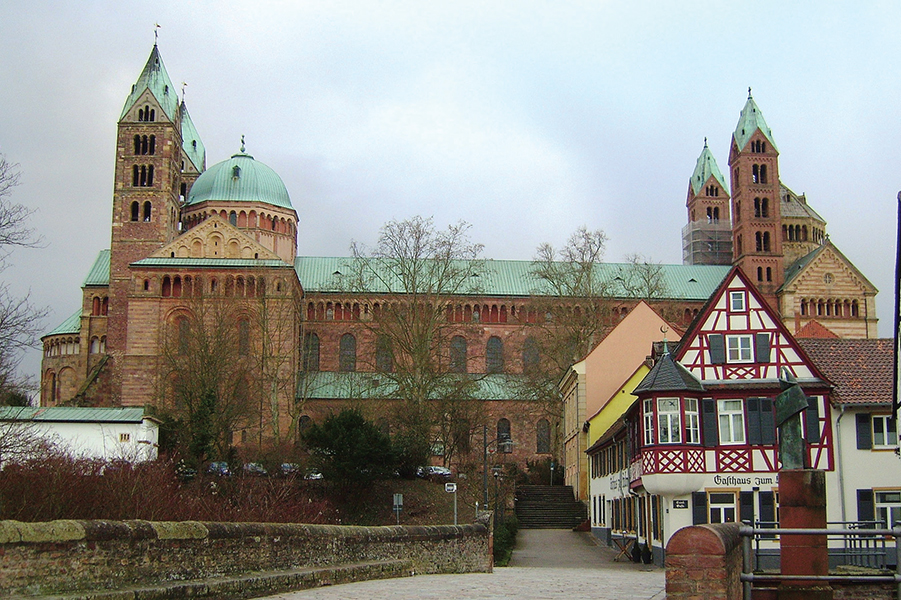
[757,266,763,281]
[376,335,393,372]
[760,164,768,184]
[238,319,250,354]
[497,418,512,453]
[763,231,771,252]
[339,333,357,372]
[92,296,101,316]
[766,267,772,282]
[143,201,151,221]
[754,197,761,218]
[132,165,139,187]
[302,333,320,371]
[298,415,312,440]
[450,336,467,373]
[536,419,550,453]
[130,201,139,221]
[486,336,504,373]
[229,211,237,226]
[755,231,763,252]
[752,164,759,183]
[177,317,190,355]
[101,297,108,315]
[134,135,141,154]
[761,197,769,218]
[522,337,540,372]
[90,337,100,354]
[148,135,155,155]
[161,275,172,297]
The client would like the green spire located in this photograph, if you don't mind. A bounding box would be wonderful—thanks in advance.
[690,138,728,195]
[733,89,778,153]
[120,45,180,121]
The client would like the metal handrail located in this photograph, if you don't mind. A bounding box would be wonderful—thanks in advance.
[740,523,901,600]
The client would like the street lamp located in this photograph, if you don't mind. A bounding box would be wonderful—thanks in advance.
[482,424,513,511]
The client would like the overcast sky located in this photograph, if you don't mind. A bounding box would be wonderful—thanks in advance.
[1,1,899,386]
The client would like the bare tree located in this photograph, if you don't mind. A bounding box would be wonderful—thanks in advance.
[0,407,60,465]
[345,216,487,467]
[0,153,46,402]
[157,293,258,464]
[251,283,302,449]
[615,253,669,302]
[527,227,612,378]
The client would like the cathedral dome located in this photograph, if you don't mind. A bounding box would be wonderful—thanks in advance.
[185,150,292,210]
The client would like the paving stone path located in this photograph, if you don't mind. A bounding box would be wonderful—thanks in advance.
[264,529,665,599]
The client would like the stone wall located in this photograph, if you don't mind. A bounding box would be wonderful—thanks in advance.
[0,519,491,597]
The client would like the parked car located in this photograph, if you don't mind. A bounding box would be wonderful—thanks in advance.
[279,462,301,477]
[304,469,323,480]
[205,461,231,477]
[416,465,453,481]
[242,462,268,477]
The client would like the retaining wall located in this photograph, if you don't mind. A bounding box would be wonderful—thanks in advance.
[0,519,491,597]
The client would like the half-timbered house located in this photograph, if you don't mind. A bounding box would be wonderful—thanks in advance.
[587,266,834,564]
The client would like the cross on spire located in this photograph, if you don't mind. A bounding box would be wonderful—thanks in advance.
[240,135,246,153]
[154,23,161,46]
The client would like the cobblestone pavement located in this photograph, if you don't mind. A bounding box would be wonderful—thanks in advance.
[264,530,665,600]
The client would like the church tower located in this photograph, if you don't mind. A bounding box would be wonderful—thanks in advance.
[106,44,205,400]
[682,139,732,265]
[729,91,782,308]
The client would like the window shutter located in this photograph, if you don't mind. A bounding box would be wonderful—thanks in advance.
[758,491,776,538]
[740,491,754,523]
[708,334,725,364]
[755,333,771,363]
[857,488,875,524]
[747,397,762,445]
[856,413,872,450]
[702,398,719,447]
[759,398,776,445]
[692,491,708,525]
[805,397,820,444]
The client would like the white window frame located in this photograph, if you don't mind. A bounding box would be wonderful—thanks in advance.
[729,291,746,312]
[685,398,700,444]
[875,490,901,528]
[708,490,738,523]
[643,398,655,445]
[657,397,682,444]
[726,335,754,363]
[873,415,898,448]
[718,399,746,444]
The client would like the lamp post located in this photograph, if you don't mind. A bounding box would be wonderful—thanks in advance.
[481,423,513,513]
[492,466,503,525]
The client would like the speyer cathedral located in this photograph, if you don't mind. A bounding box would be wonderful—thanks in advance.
[39,45,878,465]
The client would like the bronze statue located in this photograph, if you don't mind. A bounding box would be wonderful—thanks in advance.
[775,368,809,470]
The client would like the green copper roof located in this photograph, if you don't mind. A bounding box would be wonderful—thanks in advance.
[733,91,778,153]
[120,45,180,122]
[0,406,151,423]
[44,309,82,338]
[294,256,730,301]
[185,151,293,210]
[133,257,293,269]
[83,250,110,286]
[297,372,521,401]
[690,140,728,195]
[180,102,205,172]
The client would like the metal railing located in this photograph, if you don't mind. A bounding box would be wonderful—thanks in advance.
[740,522,901,600]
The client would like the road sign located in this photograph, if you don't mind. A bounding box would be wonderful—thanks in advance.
[445,483,457,493]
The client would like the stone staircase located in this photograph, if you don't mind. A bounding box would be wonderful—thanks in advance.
[514,485,588,529]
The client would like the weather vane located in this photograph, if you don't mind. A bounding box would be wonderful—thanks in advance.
[154,23,161,45]
[240,135,245,153]
[181,81,187,103]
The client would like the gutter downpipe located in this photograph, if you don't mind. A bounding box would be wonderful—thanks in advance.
[836,404,847,523]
